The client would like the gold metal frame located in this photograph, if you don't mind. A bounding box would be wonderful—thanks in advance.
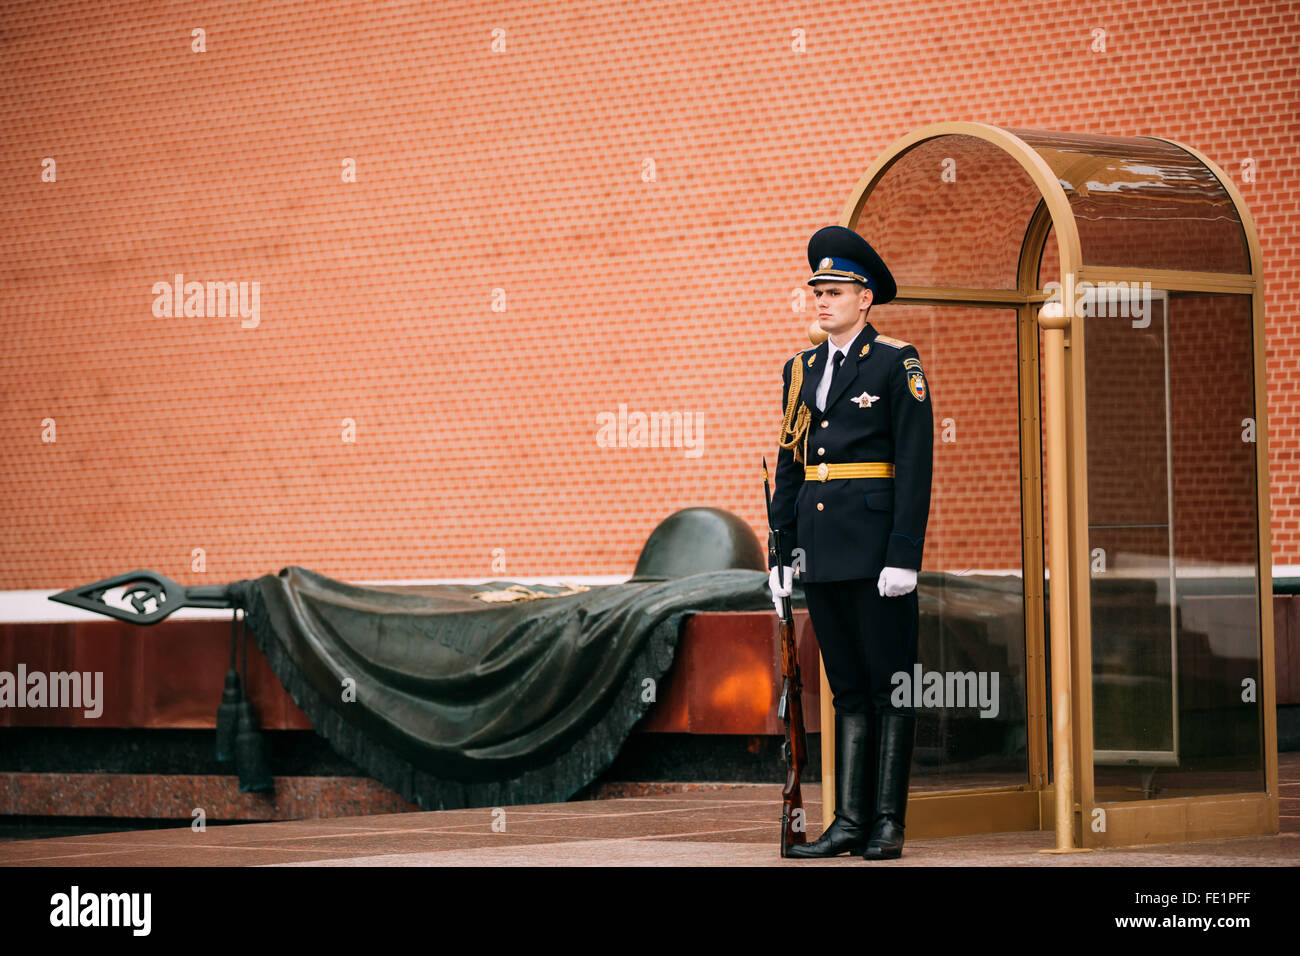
[815,122,1278,849]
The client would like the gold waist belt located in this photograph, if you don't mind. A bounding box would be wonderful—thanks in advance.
[804,461,895,482]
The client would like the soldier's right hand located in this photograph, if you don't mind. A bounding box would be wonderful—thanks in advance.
[768,565,793,614]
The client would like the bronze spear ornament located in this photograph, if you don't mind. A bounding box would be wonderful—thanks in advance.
[49,570,234,625]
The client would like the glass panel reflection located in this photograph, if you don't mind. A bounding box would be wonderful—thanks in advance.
[857,135,1041,291]
[1085,291,1264,798]
[1008,127,1250,274]
[1085,290,1177,763]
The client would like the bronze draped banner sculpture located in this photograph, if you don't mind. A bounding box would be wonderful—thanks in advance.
[50,508,775,810]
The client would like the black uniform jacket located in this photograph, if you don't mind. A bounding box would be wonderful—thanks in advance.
[769,322,933,583]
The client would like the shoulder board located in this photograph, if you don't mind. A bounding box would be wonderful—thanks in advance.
[874,334,911,349]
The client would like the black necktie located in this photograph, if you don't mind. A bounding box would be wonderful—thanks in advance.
[830,350,847,391]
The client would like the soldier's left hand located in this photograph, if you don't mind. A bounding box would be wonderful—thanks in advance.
[877,566,917,597]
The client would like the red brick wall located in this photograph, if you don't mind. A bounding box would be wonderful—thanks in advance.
[1,0,1295,588]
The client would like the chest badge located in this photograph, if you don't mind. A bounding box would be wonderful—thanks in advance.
[851,391,880,409]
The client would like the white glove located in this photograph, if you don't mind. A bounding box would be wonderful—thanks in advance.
[768,565,793,614]
[877,566,917,597]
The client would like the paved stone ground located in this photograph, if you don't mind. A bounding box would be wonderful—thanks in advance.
[1,752,1294,867]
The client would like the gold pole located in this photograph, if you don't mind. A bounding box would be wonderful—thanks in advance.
[1037,299,1086,853]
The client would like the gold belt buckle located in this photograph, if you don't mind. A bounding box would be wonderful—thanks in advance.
[817,462,829,482]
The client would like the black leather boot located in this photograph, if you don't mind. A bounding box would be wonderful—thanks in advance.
[863,712,915,860]
[787,711,876,858]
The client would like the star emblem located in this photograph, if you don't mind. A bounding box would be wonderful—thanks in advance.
[851,391,879,409]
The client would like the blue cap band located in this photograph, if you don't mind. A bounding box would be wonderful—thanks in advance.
[809,256,876,292]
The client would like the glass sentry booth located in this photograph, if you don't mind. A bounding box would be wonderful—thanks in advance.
[814,122,1277,849]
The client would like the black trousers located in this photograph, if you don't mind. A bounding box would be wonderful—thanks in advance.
[803,577,919,716]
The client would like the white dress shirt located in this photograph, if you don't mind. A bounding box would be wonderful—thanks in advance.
[816,327,864,412]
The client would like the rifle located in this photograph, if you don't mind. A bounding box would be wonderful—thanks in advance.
[762,456,807,856]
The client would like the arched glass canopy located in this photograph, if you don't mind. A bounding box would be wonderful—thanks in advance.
[817,122,1276,850]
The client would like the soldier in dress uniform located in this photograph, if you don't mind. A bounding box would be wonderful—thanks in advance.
[768,225,933,860]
